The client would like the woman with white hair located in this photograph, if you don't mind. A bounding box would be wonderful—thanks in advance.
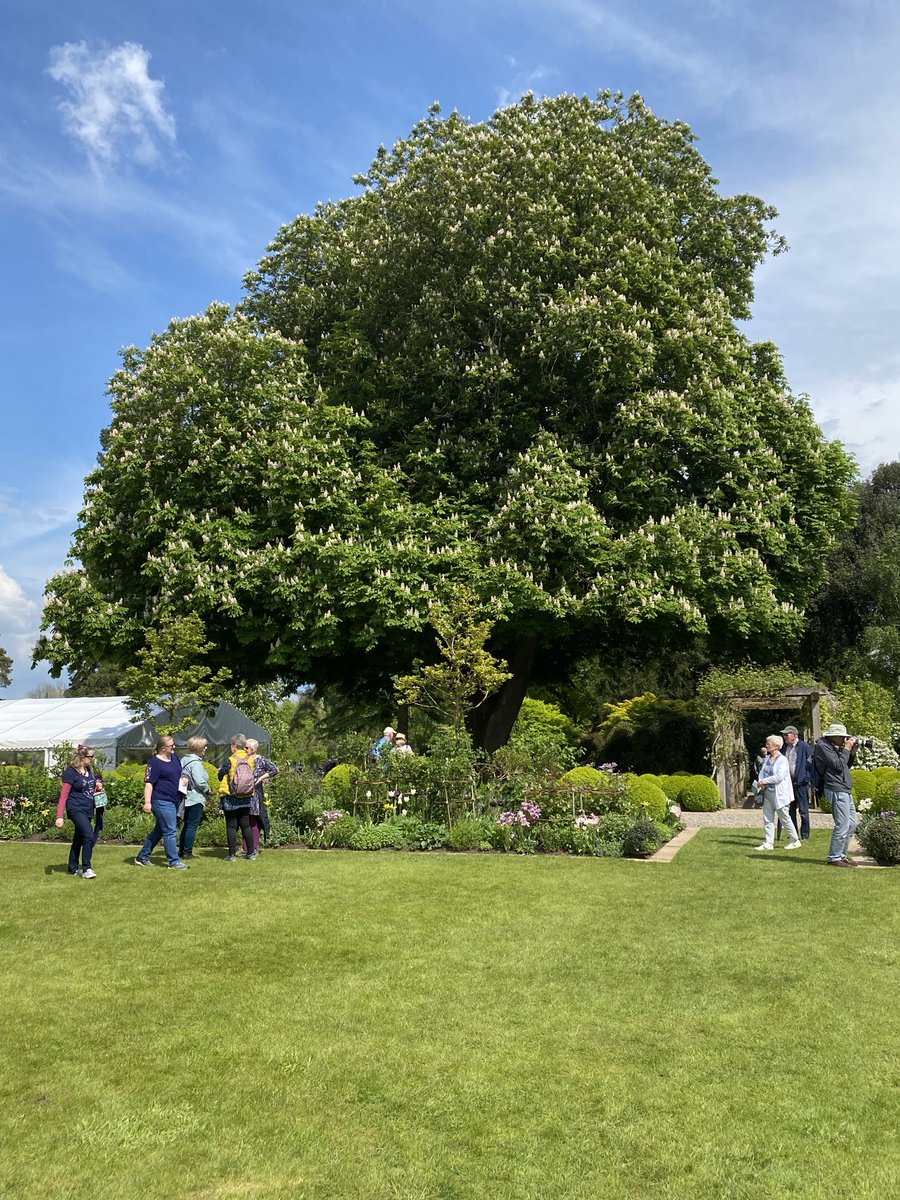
[755,734,802,852]
[245,738,278,854]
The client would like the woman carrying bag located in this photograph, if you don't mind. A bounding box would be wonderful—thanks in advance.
[54,744,99,878]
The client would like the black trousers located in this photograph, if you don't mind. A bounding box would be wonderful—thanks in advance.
[225,809,252,856]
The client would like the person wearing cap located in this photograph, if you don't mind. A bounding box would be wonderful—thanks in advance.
[755,734,802,851]
[813,724,859,867]
[778,724,814,841]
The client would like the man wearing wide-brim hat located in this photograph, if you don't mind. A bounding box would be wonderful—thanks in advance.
[813,724,859,867]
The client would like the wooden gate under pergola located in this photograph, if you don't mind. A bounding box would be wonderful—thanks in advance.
[714,687,832,808]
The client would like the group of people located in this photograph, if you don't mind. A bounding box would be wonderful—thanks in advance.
[57,733,279,876]
[754,722,860,866]
[370,726,413,759]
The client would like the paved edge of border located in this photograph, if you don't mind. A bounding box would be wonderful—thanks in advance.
[644,825,701,862]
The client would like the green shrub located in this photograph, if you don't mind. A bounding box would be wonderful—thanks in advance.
[818,794,832,815]
[42,819,73,841]
[99,807,137,840]
[850,769,878,803]
[310,813,360,848]
[623,819,665,858]
[874,772,900,809]
[267,771,323,825]
[622,775,668,821]
[559,766,604,789]
[103,775,144,807]
[383,816,448,851]
[657,775,684,801]
[0,766,59,805]
[349,822,406,851]
[857,811,900,865]
[448,816,493,851]
[193,816,227,848]
[675,775,721,812]
[597,813,634,856]
[322,763,362,807]
[111,761,148,780]
[536,821,576,853]
[639,773,665,790]
[265,816,303,847]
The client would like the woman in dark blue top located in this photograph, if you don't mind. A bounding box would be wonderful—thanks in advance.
[54,745,98,878]
[134,735,190,869]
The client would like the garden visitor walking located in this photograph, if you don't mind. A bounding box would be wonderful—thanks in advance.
[755,734,802,852]
[394,734,413,755]
[813,723,859,868]
[778,724,814,841]
[55,744,99,878]
[245,737,277,854]
[135,735,190,869]
[218,734,256,861]
[178,736,211,860]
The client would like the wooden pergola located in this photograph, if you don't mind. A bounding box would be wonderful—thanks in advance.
[714,687,832,808]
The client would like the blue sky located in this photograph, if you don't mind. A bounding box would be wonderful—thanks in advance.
[2,0,898,695]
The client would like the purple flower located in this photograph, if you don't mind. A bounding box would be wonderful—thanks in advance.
[1,797,16,819]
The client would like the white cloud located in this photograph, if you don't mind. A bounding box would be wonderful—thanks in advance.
[48,41,176,170]
[0,564,39,678]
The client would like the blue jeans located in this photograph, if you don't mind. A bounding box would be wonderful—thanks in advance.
[791,782,810,840]
[138,799,182,866]
[825,788,857,862]
[179,802,204,856]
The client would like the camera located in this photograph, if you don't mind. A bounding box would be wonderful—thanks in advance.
[851,736,874,749]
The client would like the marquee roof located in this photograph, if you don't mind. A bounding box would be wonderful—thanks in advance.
[0,697,270,759]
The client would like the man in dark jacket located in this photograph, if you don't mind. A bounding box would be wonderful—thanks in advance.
[813,723,859,867]
[780,725,814,840]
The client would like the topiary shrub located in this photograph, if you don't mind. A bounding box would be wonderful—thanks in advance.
[623,819,665,858]
[622,775,668,821]
[639,773,665,790]
[857,810,900,865]
[874,771,900,809]
[657,775,684,801]
[850,769,878,804]
[322,763,362,807]
[675,775,721,812]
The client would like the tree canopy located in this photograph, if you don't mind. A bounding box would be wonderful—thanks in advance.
[36,91,855,748]
[0,643,11,690]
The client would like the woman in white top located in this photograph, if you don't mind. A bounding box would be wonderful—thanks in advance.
[755,734,802,851]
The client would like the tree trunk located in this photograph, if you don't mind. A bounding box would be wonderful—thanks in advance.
[469,636,537,752]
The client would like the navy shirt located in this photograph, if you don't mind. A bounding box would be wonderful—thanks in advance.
[145,754,183,804]
[62,765,96,807]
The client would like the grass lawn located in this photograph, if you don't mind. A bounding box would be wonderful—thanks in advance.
[1,831,898,1199]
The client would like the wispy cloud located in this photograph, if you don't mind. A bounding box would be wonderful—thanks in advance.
[497,61,553,109]
[47,41,176,170]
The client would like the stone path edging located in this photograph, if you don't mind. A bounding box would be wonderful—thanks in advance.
[644,825,701,862]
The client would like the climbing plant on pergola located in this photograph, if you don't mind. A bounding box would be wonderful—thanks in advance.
[696,666,832,807]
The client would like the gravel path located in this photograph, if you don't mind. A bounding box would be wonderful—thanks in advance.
[680,808,834,829]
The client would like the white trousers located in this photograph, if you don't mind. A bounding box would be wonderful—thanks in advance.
[762,793,799,846]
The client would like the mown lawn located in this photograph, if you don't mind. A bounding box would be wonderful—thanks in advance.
[1,831,898,1199]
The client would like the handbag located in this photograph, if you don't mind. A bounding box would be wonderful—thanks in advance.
[94,788,109,808]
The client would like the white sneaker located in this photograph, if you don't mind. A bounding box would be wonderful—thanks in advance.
[755,843,774,851]
[82,868,97,878]
[784,841,802,851]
